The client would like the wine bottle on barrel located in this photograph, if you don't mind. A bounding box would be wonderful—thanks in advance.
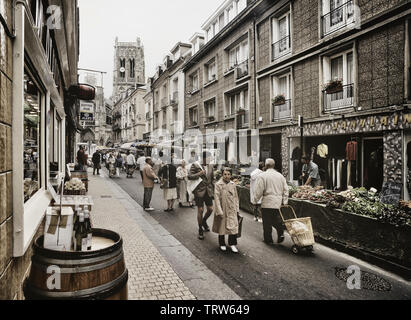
[84,206,92,251]
[75,212,88,252]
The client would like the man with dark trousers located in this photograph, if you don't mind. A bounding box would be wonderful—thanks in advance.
[252,158,289,244]
[188,151,215,240]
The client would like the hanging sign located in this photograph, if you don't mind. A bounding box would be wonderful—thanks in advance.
[80,102,95,121]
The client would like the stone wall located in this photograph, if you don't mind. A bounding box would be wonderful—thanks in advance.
[358,22,405,110]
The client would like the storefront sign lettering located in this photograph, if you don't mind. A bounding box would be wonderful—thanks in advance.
[370,117,375,127]
[331,113,409,131]
[359,119,366,128]
[381,116,388,126]
[350,120,356,130]
[404,113,411,124]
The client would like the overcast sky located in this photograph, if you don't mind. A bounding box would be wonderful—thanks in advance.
[78,0,224,98]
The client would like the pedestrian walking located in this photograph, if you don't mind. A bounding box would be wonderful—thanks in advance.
[188,151,215,240]
[212,168,240,253]
[115,153,123,177]
[252,159,289,244]
[250,162,265,222]
[137,152,146,181]
[77,146,88,171]
[159,160,178,212]
[92,150,102,175]
[176,160,192,208]
[126,150,136,177]
[142,157,158,211]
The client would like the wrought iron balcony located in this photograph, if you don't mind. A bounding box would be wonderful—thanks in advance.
[271,36,291,61]
[236,60,249,79]
[323,83,354,112]
[272,99,292,122]
[321,0,354,37]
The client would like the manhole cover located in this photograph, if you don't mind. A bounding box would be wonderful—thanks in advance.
[101,195,112,199]
[335,267,392,292]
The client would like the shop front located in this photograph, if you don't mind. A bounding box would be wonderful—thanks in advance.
[282,111,410,197]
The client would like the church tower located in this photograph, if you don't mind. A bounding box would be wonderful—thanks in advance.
[113,37,145,102]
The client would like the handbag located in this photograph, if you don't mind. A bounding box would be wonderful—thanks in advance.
[160,165,169,189]
[237,213,244,238]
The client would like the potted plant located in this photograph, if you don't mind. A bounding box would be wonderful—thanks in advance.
[192,121,198,126]
[272,94,286,106]
[324,78,343,94]
[208,116,215,122]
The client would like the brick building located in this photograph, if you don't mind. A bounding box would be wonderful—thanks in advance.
[182,0,411,198]
[0,0,80,299]
[255,0,411,197]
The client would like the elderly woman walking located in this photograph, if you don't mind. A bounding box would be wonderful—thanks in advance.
[176,160,192,208]
[212,168,240,253]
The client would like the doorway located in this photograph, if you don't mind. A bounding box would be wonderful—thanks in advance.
[362,137,383,191]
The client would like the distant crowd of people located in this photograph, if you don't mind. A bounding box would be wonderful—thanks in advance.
[76,146,290,253]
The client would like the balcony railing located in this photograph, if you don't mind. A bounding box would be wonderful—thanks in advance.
[321,0,354,37]
[237,110,249,129]
[272,99,292,122]
[236,60,249,79]
[323,83,354,112]
[272,36,291,61]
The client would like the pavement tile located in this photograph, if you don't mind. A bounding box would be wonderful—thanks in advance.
[87,173,195,300]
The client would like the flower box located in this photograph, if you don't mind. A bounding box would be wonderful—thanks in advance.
[272,95,286,106]
[324,80,343,94]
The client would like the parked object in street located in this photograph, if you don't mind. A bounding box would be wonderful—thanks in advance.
[279,205,315,254]
[24,229,128,300]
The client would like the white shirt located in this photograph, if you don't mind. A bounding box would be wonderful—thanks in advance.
[250,168,263,205]
[137,156,146,171]
[126,154,136,165]
[253,169,289,209]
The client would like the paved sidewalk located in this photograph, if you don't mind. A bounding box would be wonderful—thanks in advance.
[87,171,196,300]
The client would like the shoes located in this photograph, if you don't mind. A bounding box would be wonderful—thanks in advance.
[254,217,259,222]
[145,207,154,212]
[202,221,210,232]
[277,234,285,244]
[198,228,204,240]
[230,245,239,253]
[220,246,227,252]
[164,209,170,212]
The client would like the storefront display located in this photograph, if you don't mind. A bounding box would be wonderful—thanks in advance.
[23,72,42,202]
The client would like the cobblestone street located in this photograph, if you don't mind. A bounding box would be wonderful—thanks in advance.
[88,171,195,300]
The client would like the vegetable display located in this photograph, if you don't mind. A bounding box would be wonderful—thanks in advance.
[65,178,86,191]
[289,185,411,227]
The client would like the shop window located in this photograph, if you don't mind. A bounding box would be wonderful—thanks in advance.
[204,98,216,123]
[271,12,291,61]
[321,0,355,37]
[189,106,199,127]
[24,73,42,202]
[272,73,292,121]
[205,58,217,83]
[322,50,354,112]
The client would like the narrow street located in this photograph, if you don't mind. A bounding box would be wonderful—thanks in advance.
[108,169,411,300]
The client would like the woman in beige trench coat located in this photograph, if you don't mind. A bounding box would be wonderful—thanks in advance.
[212,168,240,253]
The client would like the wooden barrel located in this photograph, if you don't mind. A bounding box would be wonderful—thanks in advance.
[24,229,128,300]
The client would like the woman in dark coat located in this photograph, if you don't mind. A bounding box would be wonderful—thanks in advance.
[159,161,177,212]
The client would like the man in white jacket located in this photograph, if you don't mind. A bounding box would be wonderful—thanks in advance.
[253,159,289,244]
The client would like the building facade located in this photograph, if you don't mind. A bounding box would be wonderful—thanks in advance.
[112,37,145,103]
[148,42,192,144]
[0,0,80,299]
[112,87,146,143]
[183,0,261,165]
[255,0,411,197]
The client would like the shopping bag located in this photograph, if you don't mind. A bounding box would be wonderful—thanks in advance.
[237,214,244,238]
